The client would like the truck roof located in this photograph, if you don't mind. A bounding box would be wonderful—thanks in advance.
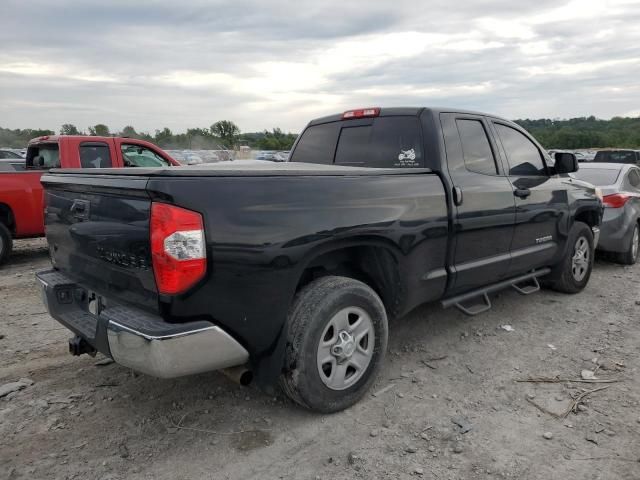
[307,106,511,126]
[28,135,118,145]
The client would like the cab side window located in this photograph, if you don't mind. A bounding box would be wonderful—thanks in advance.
[456,119,498,175]
[494,123,547,176]
[79,143,112,168]
[121,144,171,167]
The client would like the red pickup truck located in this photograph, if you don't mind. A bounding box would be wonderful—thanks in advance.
[0,135,179,265]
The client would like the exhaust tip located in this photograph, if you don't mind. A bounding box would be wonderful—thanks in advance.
[221,366,253,386]
[238,370,253,386]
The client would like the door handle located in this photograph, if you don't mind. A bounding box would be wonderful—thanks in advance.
[453,186,463,206]
[513,188,531,199]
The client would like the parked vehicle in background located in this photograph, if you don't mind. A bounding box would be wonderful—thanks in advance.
[37,107,601,413]
[166,150,231,165]
[255,151,277,161]
[0,149,24,159]
[548,150,592,163]
[574,152,588,162]
[167,151,204,165]
[0,159,25,171]
[274,151,290,161]
[0,135,179,265]
[594,149,640,165]
[572,162,640,264]
[255,151,290,162]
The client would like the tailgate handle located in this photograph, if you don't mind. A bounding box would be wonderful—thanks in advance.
[70,199,90,219]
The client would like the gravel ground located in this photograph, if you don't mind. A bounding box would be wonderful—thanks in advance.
[1,238,639,480]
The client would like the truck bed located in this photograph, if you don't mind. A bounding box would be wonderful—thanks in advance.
[40,165,449,369]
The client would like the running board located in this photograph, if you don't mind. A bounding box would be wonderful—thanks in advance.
[441,268,551,316]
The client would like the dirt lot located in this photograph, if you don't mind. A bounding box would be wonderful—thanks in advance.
[1,238,639,480]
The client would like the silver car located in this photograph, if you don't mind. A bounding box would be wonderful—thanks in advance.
[572,162,640,264]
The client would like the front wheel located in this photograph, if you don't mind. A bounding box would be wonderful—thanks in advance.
[0,223,13,266]
[616,223,639,265]
[280,276,388,413]
[545,221,594,293]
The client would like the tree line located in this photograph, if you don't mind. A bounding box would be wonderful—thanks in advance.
[514,116,640,149]
[2,116,639,151]
[0,120,298,151]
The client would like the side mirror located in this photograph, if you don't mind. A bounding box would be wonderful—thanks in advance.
[554,152,578,174]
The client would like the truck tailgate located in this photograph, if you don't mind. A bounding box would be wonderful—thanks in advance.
[42,174,158,312]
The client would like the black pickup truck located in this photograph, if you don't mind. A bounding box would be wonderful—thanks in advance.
[37,107,602,412]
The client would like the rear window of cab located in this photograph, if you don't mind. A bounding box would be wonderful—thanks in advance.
[290,116,423,168]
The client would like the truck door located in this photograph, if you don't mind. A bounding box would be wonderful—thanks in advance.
[490,120,569,274]
[440,113,516,293]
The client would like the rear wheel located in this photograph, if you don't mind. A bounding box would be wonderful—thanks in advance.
[0,223,13,266]
[280,276,388,413]
[616,223,639,265]
[546,221,594,293]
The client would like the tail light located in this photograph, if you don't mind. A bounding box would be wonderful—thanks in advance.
[602,193,630,208]
[342,107,380,120]
[150,203,206,295]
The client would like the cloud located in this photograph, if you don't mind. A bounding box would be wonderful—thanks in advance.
[0,0,638,133]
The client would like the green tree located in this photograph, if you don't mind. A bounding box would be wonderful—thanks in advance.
[210,120,240,148]
[257,128,297,150]
[154,127,174,147]
[60,123,82,135]
[88,124,110,136]
[121,125,139,138]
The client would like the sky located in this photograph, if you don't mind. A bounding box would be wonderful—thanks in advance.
[1,0,639,134]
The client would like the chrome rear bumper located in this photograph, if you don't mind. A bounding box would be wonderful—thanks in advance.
[37,269,249,378]
[107,320,249,378]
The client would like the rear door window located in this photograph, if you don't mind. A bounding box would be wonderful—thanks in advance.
[121,144,171,167]
[289,122,340,165]
[627,168,640,191]
[26,144,60,169]
[79,143,112,168]
[494,123,547,176]
[456,119,497,175]
[335,116,423,168]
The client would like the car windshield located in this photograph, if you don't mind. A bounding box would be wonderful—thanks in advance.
[572,168,620,186]
[594,151,636,163]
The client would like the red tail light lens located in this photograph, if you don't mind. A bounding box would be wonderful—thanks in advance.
[150,203,206,295]
[342,107,380,120]
[602,193,630,208]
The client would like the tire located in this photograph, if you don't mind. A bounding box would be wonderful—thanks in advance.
[0,223,13,266]
[546,221,594,293]
[280,276,388,413]
[616,223,639,265]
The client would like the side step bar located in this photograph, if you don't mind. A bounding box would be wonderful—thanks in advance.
[441,268,551,316]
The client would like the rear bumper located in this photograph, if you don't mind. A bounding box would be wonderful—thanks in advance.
[596,208,634,253]
[36,269,249,378]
